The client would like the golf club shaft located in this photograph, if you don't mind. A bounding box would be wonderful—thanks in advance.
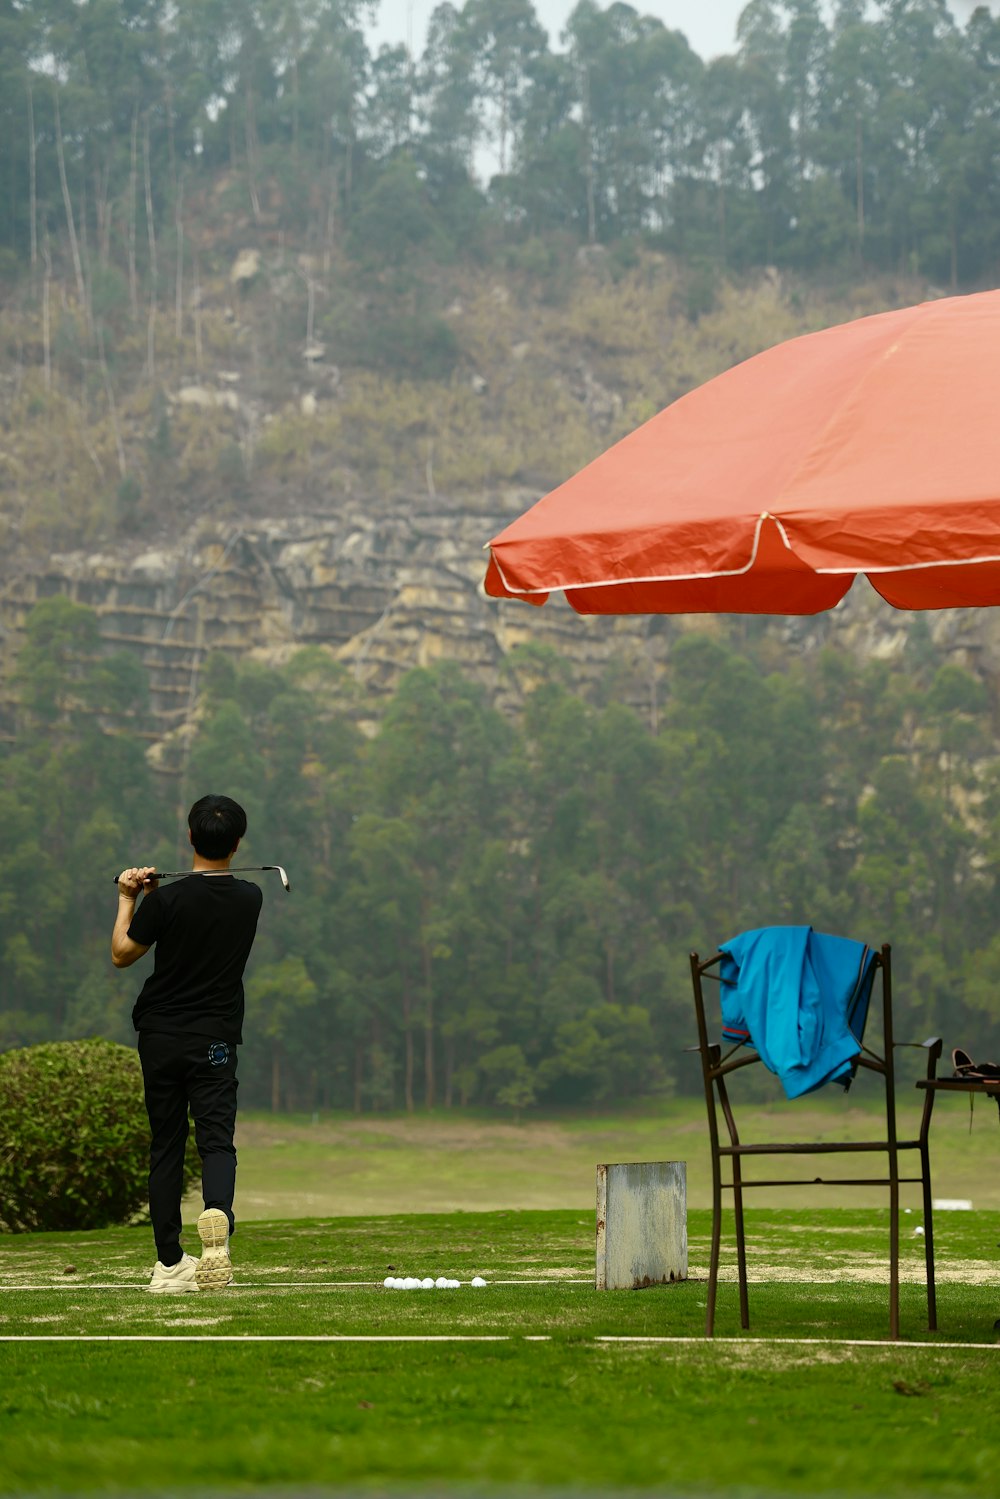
[114,866,290,891]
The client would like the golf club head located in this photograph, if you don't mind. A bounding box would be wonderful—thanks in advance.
[232,865,291,892]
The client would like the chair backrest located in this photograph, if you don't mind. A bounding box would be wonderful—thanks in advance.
[690,938,898,1160]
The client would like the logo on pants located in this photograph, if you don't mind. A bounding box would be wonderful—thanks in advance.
[208,1042,230,1067]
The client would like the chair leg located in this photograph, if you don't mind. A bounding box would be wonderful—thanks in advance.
[733,1161,749,1330]
[920,1144,937,1331]
[707,1164,722,1338]
[919,1089,938,1331]
[888,1165,900,1342]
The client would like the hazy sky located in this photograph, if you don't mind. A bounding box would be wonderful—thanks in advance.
[366,0,995,61]
[366,0,749,58]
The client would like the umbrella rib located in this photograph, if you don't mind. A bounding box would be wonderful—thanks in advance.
[763,301,942,546]
[819,549,1000,577]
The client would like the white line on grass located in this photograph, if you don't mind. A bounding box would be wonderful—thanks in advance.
[0,1282,379,1291]
[1,1335,514,1343]
[596,1336,1000,1351]
[0,1278,596,1292]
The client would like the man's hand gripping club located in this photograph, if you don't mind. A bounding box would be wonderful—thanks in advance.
[111,866,158,968]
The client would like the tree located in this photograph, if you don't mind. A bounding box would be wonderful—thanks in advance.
[14,595,101,730]
[736,0,795,261]
[678,54,757,265]
[366,44,416,156]
[563,0,701,240]
[349,154,451,266]
[464,0,548,176]
[503,52,587,232]
[478,1042,535,1118]
[419,2,481,169]
[246,955,318,1110]
[0,1,35,265]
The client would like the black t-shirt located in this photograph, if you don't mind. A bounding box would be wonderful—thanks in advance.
[128,875,263,1043]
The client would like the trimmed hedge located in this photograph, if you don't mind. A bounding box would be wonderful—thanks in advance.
[0,1039,200,1232]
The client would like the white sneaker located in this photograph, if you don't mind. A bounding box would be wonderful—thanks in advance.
[147,1253,199,1293]
[195,1208,233,1290]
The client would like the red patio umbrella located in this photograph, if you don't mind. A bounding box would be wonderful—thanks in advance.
[484,288,1000,615]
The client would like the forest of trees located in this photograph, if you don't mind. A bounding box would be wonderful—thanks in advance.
[5,0,1000,1117]
[3,0,1000,299]
[4,594,1000,1113]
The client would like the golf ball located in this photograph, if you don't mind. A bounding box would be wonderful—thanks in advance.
[471,1276,487,1287]
[384,1273,468,1288]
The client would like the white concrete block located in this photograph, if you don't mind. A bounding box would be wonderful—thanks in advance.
[596,1161,687,1290]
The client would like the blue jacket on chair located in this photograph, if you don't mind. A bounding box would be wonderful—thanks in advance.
[718,926,877,1099]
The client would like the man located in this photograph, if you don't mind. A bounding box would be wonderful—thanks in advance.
[112,794,263,1293]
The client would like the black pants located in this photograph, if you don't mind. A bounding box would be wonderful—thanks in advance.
[138,1031,238,1267]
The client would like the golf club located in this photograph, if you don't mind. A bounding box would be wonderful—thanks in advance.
[114,865,291,892]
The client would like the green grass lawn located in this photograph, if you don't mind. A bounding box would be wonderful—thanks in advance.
[219,1089,1000,1219]
[2,1207,999,1497]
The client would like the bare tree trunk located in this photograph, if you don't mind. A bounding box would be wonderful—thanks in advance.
[95,158,112,265]
[165,79,177,191]
[582,69,596,245]
[323,166,337,274]
[353,1040,363,1114]
[174,174,184,340]
[718,170,728,267]
[146,295,156,381]
[80,166,91,322]
[245,84,262,223]
[855,112,865,259]
[54,92,89,323]
[370,1020,382,1112]
[424,1013,435,1109]
[444,1034,454,1108]
[193,251,203,371]
[422,941,435,1110]
[97,328,127,479]
[499,80,509,176]
[143,115,157,284]
[27,84,37,275]
[402,973,414,1113]
[42,237,51,391]
[292,57,300,160]
[143,115,157,379]
[128,104,139,319]
[271,1046,281,1112]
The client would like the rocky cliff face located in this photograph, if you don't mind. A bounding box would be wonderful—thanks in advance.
[0,493,680,744]
[6,485,1000,757]
[10,252,990,752]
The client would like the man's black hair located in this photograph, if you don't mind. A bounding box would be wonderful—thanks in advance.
[188,794,248,860]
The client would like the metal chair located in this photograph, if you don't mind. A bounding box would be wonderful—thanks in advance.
[690,941,940,1339]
